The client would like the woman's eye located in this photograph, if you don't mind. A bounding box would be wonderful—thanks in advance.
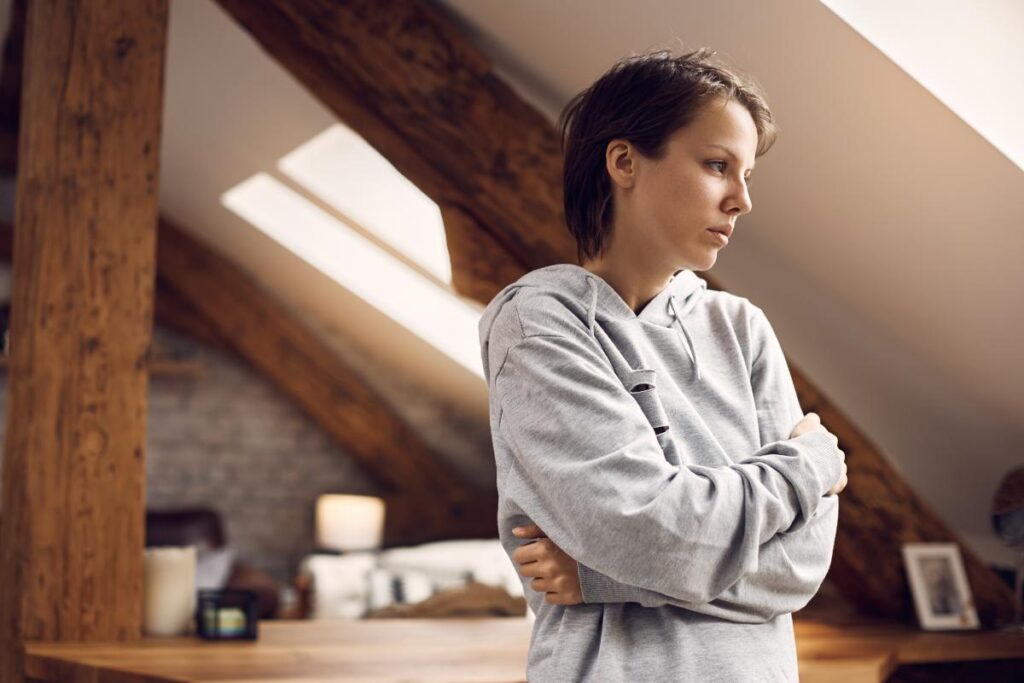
[708,161,727,173]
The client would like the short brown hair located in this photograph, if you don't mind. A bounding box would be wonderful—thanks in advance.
[559,48,777,262]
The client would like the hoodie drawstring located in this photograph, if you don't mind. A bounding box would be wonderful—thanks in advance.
[586,278,598,335]
[669,295,702,382]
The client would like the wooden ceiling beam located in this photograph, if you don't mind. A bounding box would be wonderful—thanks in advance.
[1,219,498,548]
[0,228,228,354]
[793,377,1014,625]
[213,0,576,275]
[3,214,497,546]
[0,1,168,678]
[153,275,233,354]
[440,202,528,303]
[155,220,495,546]
[213,0,1013,625]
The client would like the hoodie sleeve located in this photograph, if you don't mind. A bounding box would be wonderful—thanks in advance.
[576,497,837,622]
[551,306,838,622]
[493,299,845,606]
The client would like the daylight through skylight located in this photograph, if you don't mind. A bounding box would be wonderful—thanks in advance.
[278,124,453,284]
[820,0,1024,171]
[221,173,483,378]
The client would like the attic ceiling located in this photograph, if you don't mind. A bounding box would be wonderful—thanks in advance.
[820,0,1024,172]
[1,0,1015,566]
[434,0,1024,566]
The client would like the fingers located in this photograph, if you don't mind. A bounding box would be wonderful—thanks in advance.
[512,537,553,565]
[791,412,824,438]
[516,547,584,606]
[512,524,546,539]
[517,559,544,578]
[512,535,584,607]
[544,591,580,605]
[827,462,849,496]
[531,579,582,605]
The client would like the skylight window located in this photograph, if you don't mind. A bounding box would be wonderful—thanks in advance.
[820,0,1024,171]
[222,173,483,377]
[277,124,453,283]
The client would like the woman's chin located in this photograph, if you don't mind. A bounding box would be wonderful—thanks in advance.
[689,252,718,272]
[671,246,718,273]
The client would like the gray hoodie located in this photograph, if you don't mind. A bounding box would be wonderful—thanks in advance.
[478,264,842,682]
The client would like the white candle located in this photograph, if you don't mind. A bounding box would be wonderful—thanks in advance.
[143,546,196,636]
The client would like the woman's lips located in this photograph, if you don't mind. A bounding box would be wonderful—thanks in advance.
[707,228,729,245]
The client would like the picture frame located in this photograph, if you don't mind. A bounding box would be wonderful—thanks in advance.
[902,542,980,630]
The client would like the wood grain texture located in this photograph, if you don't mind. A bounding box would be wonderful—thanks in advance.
[382,491,498,548]
[22,618,1024,683]
[2,220,496,548]
[152,275,232,354]
[440,202,528,303]
[0,228,229,355]
[155,220,496,546]
[0,1,168,680]
[794,375,1015,625]
[212,0,576,273]
[787,337,1014,624]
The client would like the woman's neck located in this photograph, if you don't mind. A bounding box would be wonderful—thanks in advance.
[582,249,675,314]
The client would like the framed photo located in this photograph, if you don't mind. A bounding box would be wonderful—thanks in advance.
[902,543,980,630]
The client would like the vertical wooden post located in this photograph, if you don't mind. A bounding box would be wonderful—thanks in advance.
[0,1,168,680]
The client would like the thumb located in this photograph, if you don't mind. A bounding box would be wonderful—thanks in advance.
[512,523,546,538]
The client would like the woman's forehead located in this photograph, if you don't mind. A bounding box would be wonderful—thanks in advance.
[675,100,759,162]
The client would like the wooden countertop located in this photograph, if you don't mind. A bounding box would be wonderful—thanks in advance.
[794,619,1023,681]
[24,618,1024,683]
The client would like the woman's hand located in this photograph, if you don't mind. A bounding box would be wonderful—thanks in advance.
[511,524,583,605]
[791,412,848,496]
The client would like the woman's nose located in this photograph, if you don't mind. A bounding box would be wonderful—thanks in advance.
[727,181,753,216]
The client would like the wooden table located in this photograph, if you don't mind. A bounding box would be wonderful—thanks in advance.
[25,618,1024,682]
[793,619,1024,681]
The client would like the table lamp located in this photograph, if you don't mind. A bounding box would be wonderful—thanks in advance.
[316,494,386,553]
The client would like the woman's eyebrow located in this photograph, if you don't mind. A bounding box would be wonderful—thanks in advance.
[705,144,755,171]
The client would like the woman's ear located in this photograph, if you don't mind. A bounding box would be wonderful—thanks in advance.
[605,139,637,189]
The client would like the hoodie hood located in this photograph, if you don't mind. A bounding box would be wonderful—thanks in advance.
[479,264,708,381]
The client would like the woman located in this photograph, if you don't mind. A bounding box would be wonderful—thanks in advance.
[479,49,847,682]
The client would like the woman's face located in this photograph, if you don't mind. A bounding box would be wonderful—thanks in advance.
[611,98,759,272]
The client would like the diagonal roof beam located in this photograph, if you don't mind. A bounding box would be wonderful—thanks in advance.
[153,275,233,354]
[440,202,528,303]
[214,0,1013,625]
[155,220,460,498]
[0,219,497,547]
[213,0,576,275]
[154,220,496,546]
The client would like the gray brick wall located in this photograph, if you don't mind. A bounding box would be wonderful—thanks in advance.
[0,314,495,585]
[144,324,380,583]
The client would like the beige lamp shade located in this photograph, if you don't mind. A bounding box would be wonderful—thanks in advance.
[316,494,386,552]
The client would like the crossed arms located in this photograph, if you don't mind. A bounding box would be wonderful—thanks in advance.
[492,309,844,624]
